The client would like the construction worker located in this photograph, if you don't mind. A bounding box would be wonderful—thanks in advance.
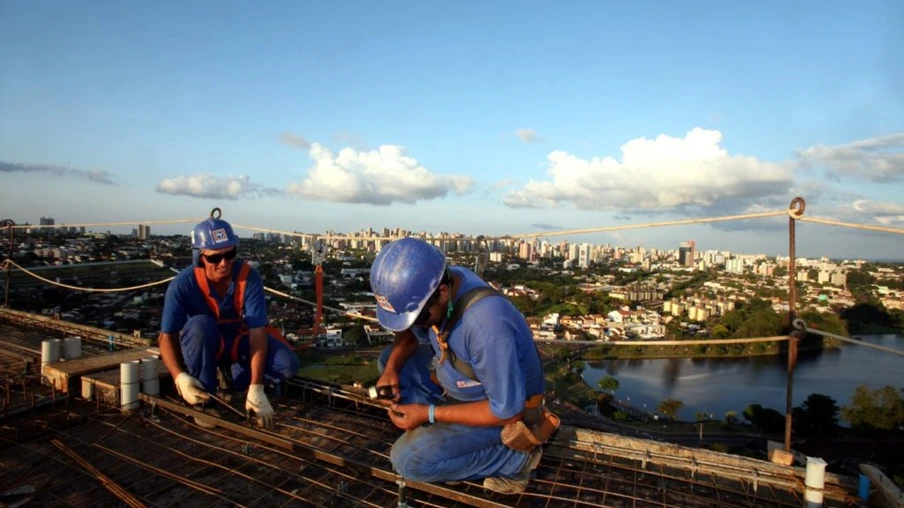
[157,216,299,428]
[370,238,553,495]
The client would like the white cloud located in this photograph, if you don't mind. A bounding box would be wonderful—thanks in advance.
[285,143,474,205]
[156,174,280,200]
[503,128,793,212]
[516,128,542,144]
[278,132,311,149]
[0,161,115,185]
[852,199,904,225]
[797,133,904,182]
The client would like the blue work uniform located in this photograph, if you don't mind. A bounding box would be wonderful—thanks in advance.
[377,266,544,482]
[161,260,300,394]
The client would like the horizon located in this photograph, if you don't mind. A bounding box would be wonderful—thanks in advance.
[1,2,902,260]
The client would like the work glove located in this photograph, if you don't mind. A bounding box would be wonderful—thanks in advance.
[246,384,273,428]
[175,372,210,405]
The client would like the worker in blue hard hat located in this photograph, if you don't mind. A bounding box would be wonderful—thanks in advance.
[370,237,557,495]
[157,216,299,428]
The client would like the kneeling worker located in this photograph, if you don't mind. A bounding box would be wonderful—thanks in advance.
[370,238,558,494]
[158,215,299,428]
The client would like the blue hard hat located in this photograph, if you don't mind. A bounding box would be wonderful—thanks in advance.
[370,238,446,331]
[191,218,239,251]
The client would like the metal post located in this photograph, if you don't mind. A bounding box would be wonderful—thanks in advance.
[3,219,14,307]
[785,197,805,452]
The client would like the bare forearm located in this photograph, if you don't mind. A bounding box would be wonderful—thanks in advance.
[384,329,419,374]
[434,399,522,427]
[158,332,185,378]
[249,327,268,385]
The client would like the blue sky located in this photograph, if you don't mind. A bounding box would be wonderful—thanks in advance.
[1,1,902,259]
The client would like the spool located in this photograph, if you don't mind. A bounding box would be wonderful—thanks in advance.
[63,337,82,360]
[41,339,61,367]
[120,360,140,411]
[140,357,160,397]
[804,456,827,507]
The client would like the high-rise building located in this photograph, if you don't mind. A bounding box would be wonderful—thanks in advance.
[138,224,151,240]
[678,240,696,267]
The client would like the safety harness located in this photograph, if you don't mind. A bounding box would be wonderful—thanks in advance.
[431,285,560,450]
[193,262,292,362]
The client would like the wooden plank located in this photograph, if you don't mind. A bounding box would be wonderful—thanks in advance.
[43,348,156,393]
[861,464,904,508]
[81,364,171,407]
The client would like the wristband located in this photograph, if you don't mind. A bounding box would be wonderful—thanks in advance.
[428,404,436,424]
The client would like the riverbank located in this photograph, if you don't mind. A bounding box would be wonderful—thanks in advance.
[573,337,840,361]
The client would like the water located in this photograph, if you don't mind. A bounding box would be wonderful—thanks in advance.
[581,334,904,421]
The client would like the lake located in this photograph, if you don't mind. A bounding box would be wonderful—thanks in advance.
[581,334,904,421]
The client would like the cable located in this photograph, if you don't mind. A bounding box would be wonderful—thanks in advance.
[263,286,379,323]
[797,217,904,235]
[792,319,904,356]
[3,259,175,293]
[5,218,203,230]
[508,210,788,240]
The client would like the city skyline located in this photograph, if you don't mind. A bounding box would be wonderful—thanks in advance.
[1,2,902,259]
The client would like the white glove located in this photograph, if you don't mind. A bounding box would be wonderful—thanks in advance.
[245,384,273,428]
[175,372,210,405]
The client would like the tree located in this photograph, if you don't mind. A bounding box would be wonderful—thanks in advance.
[658,398,684,421]
[724,411,738,427]
[710,324,731,339]
[598,375,620,394]
[841,385,904,430]
[792,393,840,438]
[743,404,786,435]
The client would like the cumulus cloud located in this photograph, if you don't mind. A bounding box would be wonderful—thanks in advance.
[516,128,542,144]
[797,133,904,182]
[0,161,115,184]
[156,174,281,200]
[278,132,311,149]
[285,143,474,205]
[503,128,793,213]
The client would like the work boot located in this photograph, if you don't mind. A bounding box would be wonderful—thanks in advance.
[193,406,222,429]
[483,447,543,495]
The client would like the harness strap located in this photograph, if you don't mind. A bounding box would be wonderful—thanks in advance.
[193,261,251,326]
[432,286,501,376]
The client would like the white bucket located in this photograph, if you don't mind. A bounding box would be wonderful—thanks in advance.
[63,337,82,360]
[41,339,61,367]
[120,360,140,411]
[140,357,160,397]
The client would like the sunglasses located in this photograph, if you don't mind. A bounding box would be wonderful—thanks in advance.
[203,248,237,264]
[413,288,441,325]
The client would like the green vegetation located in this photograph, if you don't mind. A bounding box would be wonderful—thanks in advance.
[792,394,840,438]
[841,385,904,431]
[597,375,620,394]
[657,398,684,420]
[297,353,379,386]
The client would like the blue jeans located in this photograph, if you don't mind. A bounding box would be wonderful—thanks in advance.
[181,315,300,393]
[378,344,532,482]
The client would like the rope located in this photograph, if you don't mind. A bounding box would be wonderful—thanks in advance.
[3,259,175,293]
[4,218,203,230]
[263,286,379,323]
[797,217,904,235]
[792,319,904,356]
[509,210,788,239]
